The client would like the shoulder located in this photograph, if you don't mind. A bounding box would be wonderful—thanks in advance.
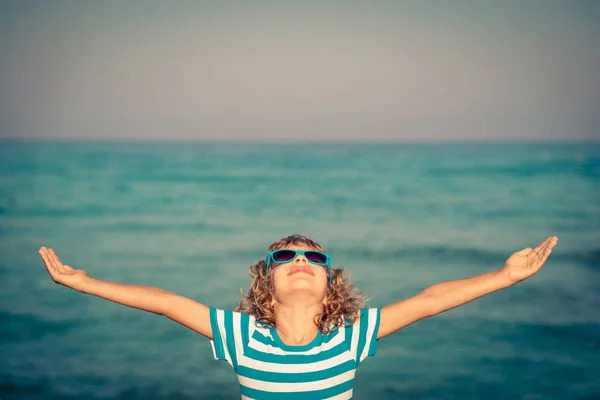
[209,308,256,330]
[331,308,380,337]
[348,307,380,327]
[357,308,381,333]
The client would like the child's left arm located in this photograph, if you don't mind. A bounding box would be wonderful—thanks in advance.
[377,236,558,339]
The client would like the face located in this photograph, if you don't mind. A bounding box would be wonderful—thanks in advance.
[270,243,329,306]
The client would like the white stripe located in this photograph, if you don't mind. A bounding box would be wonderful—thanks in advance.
[247,315,257,339]
[359,309,377,362]
[232,312,243,363]
[216,310,232,366]
[209,340,218,360]
[237,346,354,373]
[241,396,255,400]
[238,369,356,392]
[349,313,361,360]
[323,388,354,400]
[253,324,274,341]
[247,328,345,356]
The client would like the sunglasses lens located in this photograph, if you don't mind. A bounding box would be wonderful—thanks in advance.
[272,250,297,263]
[305,251,327,265]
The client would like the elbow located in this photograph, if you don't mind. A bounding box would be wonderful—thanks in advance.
[159,291,174,317]
[418,293,441,318]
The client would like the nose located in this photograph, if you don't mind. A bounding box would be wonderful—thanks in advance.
[294,253,307,263]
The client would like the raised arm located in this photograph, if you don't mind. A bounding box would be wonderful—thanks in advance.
[39,246,212,339]
[377,236,558,339]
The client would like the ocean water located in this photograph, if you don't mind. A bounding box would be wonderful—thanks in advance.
[0,140,598,400]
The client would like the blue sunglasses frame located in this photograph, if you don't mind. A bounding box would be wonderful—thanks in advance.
[266,249,332,283]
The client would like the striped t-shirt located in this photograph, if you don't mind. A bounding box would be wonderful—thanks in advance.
[209,307,381,399]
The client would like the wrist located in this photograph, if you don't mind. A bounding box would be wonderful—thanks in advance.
[74,275,94,293]
[498,266,517,287]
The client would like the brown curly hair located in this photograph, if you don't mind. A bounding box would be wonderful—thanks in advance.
[234,234,369,334]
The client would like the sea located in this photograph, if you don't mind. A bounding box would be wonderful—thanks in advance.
[0,140,598,400]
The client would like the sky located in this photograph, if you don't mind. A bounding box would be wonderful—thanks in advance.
[1,1,599,141]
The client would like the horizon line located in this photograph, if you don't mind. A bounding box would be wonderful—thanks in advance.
[1,137,598,144]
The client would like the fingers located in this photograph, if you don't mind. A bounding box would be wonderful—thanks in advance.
[533,245,553,267]
[39,246,65,277]
[542,236,558,257]
[531,236,558,266]
[533,239,548,254]
[533,236,558,255]
[542,236,558,254]
[546,236,559,251]
[39,247,55,275]
[541,236,558,248]
[48,248,64,270]
[538,249,553,266]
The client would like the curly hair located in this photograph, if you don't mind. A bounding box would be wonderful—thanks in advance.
[234,234,369,334]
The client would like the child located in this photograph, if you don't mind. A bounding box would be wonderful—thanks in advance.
[39,233,558,399]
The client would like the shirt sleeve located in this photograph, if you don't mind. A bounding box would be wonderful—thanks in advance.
[346,308,381,364]
[209,308,250,368]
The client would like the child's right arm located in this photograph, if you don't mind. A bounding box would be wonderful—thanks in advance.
[39,246,213,339]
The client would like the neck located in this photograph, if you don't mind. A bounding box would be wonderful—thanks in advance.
[273,302,322,346]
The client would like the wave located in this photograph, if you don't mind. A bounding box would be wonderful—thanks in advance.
[0,378,232,400]
[427,157,600,179]
[0,312,74,341]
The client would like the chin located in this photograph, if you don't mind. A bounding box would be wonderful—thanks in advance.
[288,280,318,290]
[278,282,326,298]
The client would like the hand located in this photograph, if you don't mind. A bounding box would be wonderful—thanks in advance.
[502,236,558,284]
[39,246,89,291]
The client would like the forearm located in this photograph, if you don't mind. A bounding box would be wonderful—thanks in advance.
[78,276,170,315]
[421,269,512,316]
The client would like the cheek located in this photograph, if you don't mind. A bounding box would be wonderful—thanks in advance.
[318,267,330,281]
[269,263,283,280]
[271,265,288,287]
[313,269,330,291]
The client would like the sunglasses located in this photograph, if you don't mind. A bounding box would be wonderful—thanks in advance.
[266,249,332,283]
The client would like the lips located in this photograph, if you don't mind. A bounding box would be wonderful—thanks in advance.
[288,267,315,276]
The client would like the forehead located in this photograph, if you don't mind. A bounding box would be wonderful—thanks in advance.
[273,242,319,251]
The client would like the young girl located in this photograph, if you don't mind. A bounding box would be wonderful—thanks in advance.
[39,233,558,399]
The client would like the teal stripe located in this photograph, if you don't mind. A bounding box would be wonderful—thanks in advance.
[239,377,355,399]
[355,309,370,363]
[368,309,381,356]
[240,312,250,353]
[252,329,278,347]
[224,311,237,366]
[344,321,355,363]
[252,324,340,346]
[244,339,350,364]
[236,359,355,383]
[209,307,225,360]
[321,328,340,343]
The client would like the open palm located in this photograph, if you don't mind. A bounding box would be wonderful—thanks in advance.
[39,246,88,290]
[502,236,558,284]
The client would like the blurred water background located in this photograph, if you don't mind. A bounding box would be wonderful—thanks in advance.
[0,140,598,400]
